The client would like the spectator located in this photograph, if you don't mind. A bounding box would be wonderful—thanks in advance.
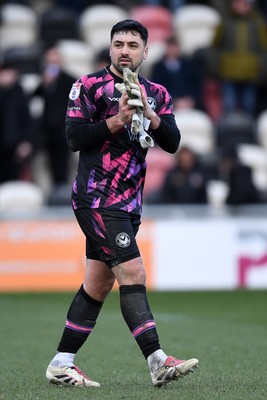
[149,146,210,204]
[143,0,225,13]
[143,0,185,13]
[53,0,88,15]
[0,61,33,183]
[33,45,75,187]
[217,148,260,205]
[257,0,267,21]
[256,82,267,116]
[150,36,204,112]
[95,47,110,69]
[184,0,226,12]
[210,0,267,116]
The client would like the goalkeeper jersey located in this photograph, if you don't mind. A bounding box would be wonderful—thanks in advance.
[65,67,179,215]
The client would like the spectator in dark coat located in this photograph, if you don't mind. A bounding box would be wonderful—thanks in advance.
[150,36,204,111]
[154,146,209,204]
[33,45,75,186]
[0,62,33,183]
[218,148,260,205]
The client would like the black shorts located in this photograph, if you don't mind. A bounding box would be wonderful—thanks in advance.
[74,208,141,268]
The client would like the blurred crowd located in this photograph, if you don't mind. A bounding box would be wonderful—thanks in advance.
[1,0,267,208]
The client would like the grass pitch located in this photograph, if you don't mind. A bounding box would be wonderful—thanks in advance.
[1,290,266,400]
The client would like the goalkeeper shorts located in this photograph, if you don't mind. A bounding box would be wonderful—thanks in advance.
[74,207,141,268]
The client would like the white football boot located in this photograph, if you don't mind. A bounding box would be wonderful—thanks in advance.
[46,364,100,387]
[151,356,199,387]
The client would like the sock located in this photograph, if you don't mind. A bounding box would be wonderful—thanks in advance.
[119,284,161,359]
[50,352,75,368]
[57,284,103,354]
[147,349,168,372]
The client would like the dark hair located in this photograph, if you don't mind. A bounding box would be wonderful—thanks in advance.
[110,19,148,45]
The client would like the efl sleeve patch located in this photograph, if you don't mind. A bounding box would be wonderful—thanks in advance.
[69,83,83,100]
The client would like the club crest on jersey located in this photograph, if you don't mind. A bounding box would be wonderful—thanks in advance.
[116,232,131,248]
[69,83,82,100]
[147,97,156,110]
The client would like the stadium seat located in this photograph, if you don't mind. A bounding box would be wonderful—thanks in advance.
[172,4,221,56]
[57,39,95,78]
[206,179,229,208]
[237,143,267,192]
[39,7,79,44]
[0,181,45,212]
[129,5,173,44]
[143,146,176,200]
[3,45,43,74]
[216,111,256,152]
[79,5,129,51]
[174,109,215,156]
[20,73,41,96]
[201,78,223,122]
[256,111,267,151]
[0,3,37,51]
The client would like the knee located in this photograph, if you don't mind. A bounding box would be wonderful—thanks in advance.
[84,275,115,302]
[130,267,146,285]
[113,258,146,286]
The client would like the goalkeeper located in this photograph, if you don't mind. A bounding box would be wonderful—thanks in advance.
[46,19,199,388]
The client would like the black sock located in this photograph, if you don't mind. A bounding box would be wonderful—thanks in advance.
[120,284,160,359]
[57,284,103,353]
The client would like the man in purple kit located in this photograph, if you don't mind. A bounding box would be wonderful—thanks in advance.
[46,19,199,388]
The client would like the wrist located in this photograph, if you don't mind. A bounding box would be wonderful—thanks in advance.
[149,114,161,130]
[106,115,125,134]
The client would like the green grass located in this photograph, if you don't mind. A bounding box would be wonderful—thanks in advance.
[1,290,267,400]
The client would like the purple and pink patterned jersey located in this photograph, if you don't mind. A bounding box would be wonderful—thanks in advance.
[66,67,174,215]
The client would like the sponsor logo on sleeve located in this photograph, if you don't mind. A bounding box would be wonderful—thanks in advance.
[69,83,82,100]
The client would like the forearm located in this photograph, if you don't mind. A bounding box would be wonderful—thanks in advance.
[149,113,161,130]
[65,117,112,152]
[106,114,125,134]
[152,115,181,154]
[66,99,134,151]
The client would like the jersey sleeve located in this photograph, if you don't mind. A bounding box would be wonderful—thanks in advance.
[141,79,180,153]
[67,75,97,121]
[142,79,174,116]
[157,86,174,116]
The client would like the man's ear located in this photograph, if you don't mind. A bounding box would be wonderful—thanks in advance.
[143,46,148,60]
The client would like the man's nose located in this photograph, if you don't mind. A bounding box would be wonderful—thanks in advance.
[121,45,129,54]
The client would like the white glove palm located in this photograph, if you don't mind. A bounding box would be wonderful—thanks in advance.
[115,68,154,149]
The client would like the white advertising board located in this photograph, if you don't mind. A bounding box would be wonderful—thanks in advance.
[153,218,267,290]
